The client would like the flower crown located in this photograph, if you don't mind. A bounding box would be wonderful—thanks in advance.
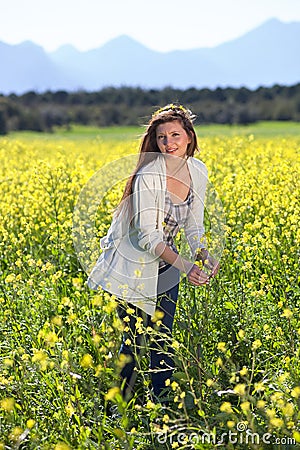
[152,103,196,121]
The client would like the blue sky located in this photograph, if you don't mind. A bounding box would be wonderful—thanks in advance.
[1,0,300,52]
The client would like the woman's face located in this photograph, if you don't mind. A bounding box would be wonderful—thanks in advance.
[156,120,191,159]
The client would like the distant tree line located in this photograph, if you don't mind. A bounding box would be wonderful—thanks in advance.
[0,83,300,134]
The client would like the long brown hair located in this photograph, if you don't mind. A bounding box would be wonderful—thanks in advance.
[119,104,199,210]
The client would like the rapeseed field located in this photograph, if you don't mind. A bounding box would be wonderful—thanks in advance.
[0,126,299,449]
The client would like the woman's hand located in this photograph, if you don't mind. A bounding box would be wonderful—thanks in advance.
[187,264,210,286]
[155,243,219,286]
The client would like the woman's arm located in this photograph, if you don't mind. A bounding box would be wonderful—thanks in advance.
[132,169,210,286]
[131,172,165,256]
[184,160,220,280]
[184,161,207,256]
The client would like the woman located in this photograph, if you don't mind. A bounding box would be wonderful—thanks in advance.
[88,104,219,403]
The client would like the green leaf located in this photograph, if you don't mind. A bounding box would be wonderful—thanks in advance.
[172,371,188,381]
[224,301,235,310]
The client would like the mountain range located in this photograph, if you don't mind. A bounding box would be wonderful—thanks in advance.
[0,18,299,94]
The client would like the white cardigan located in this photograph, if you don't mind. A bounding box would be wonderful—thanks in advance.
[87,154,208,316]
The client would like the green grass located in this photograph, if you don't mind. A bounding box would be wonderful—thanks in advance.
[8,125,142,142]
[7,121,300,142]
[197,120,300,137]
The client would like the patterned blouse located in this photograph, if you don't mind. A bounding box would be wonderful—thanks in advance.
[159,185,194,268]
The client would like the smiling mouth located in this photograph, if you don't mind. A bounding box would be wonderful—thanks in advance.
[166,148,177,153]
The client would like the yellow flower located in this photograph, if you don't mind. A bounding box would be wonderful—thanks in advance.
[54,443,72,450]
[9,427,23,441]
[0,397,15,412]
[237,329,245,339]
[216,357,223,367]
[62,350,69,361]
[234,384,246,396]
[257,400,266,409]
[104,386,121,401]
[26,419,35,429]
[92,295,102,307]
[61,297,72,307]
[103,298,117,313]
[65,400,75,417]
[253,381,265,392]
[217,342,226,352]
[151,310,165,323]
[282,308,293,319]
[282,402,294,417]
[67,313,77,323]
[80,353,93,369]
[266,408,276,418]
[44,331,59,346]
[5,274,15,283]
[293,431,300,443]
[230,374,237,383]
[172,340,180,350]
[146,400,155,409]
[278,372,289,383]
[32,349,48,370]
[252,339,262,350]
[220,402,233,413]
[51,315,63,327]
[117,353,132,369]
[90,332,100,345]
[4,358,14,367]
[171,381,178,391]
[270,417,284,428]
[239,366,248,376]
[291,386,300,398]
[240,401,251,412]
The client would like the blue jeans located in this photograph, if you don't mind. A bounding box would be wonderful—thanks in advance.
[117,264,180,401]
